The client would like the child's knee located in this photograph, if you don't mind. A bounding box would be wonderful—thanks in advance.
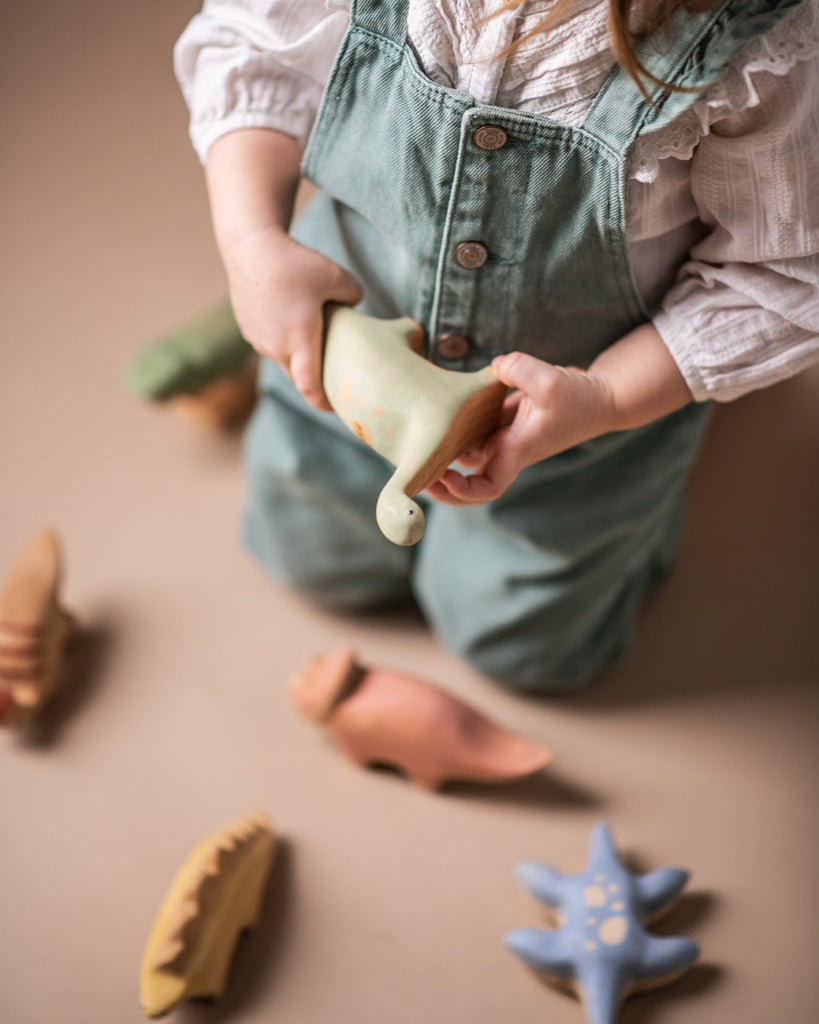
[415,565,640,694]
[243,500,412,614]
[243,395,413,611]
[464,632,625,693]
[437,613,624,694]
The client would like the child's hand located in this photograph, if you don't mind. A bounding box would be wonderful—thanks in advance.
[205,128,362,410]
[222,225,362,410]
[427,323,694,506]
[426,352,615,505]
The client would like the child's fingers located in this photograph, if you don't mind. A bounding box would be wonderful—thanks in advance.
[289,321,331,410]
[436,471,500,505]
[424,479,458,504]
[455,395,520,470]
[492,351,549,390]
[324,262,364,308]
[291,259,359,408]
[492,352,576,408]
[426,458,517,506]
[424,474,477,506]
[454,446,488,470]
[499,388,524,427]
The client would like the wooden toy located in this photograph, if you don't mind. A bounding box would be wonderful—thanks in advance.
[169,369,258,430]
[290,648,552,790]
[140,811,276,1019]
[322,305,507,545]
[0,530,76,726]
[127,302,257,429]
[505,822,700,1024]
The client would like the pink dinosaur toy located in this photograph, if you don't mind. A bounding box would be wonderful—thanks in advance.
[290,648,553,790]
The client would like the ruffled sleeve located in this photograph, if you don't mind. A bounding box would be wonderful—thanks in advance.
[651,2,819,402]
[173,0,349,163]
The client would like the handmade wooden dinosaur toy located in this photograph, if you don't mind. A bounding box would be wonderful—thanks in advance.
[322,305,507,545]
[140,811,276,1019]
[127,302,505,507]
[505,822,700,1024]
[0,530,76,726]
[290,648,552,790]
[126,301,257,430]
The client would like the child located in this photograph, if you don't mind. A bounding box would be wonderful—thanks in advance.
[172,0,819,692]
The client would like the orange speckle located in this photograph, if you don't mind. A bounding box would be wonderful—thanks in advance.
[374,404,385,417]
[350,420,373,446]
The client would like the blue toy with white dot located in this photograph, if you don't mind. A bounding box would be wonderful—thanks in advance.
[505,822,699,1024]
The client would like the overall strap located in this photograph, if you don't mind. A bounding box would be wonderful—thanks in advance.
[350,0,410,42]
[584,0,806,150]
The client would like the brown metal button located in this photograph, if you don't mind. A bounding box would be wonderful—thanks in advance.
[473,124,508,151]
[454,241,488,269]
[435,333,471,360]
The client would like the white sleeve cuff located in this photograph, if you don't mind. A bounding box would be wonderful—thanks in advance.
[654,258,819,403]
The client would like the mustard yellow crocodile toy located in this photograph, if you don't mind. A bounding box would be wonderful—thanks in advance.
[139,812,276,1018]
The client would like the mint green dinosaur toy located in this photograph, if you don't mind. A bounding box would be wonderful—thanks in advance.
[126,302,257,429]
[127,301,505,539]
[323,305,506,546]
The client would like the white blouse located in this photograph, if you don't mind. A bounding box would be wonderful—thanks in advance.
[174,0,819,402]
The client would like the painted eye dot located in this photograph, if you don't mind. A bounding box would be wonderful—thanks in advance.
[407,509,414,516]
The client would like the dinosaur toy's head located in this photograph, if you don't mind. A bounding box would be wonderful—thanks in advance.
[376,487,426,546]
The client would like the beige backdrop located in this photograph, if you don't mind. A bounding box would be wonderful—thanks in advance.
[2,3,818,1023]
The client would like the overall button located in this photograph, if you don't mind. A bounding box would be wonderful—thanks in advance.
[473,124,508,151]
[435,333,471,360]
[454,241,488,269]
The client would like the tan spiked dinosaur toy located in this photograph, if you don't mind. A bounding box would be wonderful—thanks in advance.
[140,812,276,1019]
[0,530,77,726]
[322,305,507,546]
[291,648,553,790]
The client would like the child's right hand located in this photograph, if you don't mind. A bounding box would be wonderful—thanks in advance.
[221,224,362,411]
[205,128,362,411]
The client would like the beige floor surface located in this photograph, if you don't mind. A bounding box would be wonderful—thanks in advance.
[2,4,818,1023]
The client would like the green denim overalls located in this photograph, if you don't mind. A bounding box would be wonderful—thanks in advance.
[244,0,803,691]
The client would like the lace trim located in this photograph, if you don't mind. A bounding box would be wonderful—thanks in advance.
[632,0,819,183]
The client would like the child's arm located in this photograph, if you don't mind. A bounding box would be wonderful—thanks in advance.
[431,17,819,507]
[205,128,362,410]
[426,322,692,506]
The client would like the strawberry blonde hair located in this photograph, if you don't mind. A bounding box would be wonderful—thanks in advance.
[495,0,720,96]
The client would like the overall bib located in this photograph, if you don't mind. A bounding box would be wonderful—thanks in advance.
[244,0,802,691]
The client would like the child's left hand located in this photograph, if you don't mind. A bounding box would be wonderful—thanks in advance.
[426,352,615,506]
[426,325,694,506]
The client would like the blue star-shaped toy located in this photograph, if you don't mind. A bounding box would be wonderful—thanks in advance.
[505,822,699,1024]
